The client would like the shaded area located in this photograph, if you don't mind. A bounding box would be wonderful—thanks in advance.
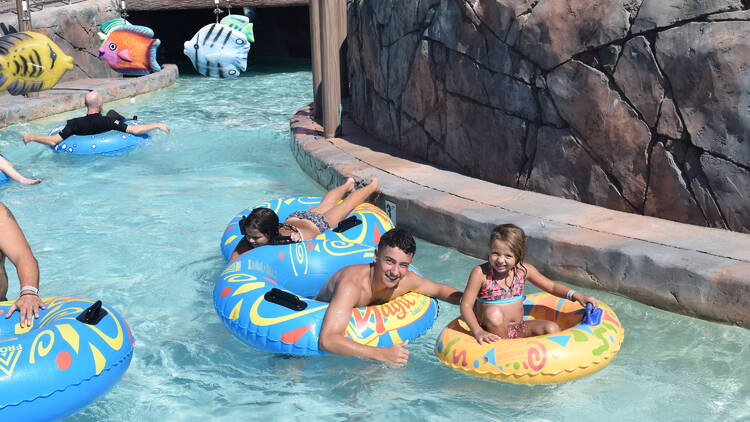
[129,6,311,74]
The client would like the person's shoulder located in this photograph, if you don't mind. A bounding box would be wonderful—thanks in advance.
[466,263,488,278]
[518,262,536,278]
[337,262,370,278]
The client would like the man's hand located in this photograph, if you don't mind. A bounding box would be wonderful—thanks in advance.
[379,340,410,366]
[5,295,45,328]
[22,133,33,144]
[157,124,170,134]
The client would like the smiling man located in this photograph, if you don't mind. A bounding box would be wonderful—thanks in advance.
[316,228,461,366]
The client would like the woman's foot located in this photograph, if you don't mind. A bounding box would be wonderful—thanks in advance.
[354,177,379,198]
[344,177,355,193]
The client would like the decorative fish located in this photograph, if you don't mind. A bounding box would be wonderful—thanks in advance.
[220,15,255,43]
[183,23,250,78]
[98,24,161,76]
[97,18,130,41]
[0,31,74,96]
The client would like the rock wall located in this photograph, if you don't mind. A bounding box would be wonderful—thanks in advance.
[347,0,750,233]
[0,0,120,81]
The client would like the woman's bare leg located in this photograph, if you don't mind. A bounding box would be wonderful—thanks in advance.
[311,178,355,214]
[321,178,379,228]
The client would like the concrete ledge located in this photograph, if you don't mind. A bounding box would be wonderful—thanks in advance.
[0,64,179,128]
[290,105,750,328]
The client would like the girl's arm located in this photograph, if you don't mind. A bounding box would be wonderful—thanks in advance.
[460,265,500,344]
[525,263,598,307]
[0,156,40,185]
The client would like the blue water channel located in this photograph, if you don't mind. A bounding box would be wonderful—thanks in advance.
[0,59,748,421]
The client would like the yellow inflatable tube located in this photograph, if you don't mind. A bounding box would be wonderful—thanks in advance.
[435,292,624,384]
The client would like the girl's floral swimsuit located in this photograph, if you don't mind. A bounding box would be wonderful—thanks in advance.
[477,264,526,339]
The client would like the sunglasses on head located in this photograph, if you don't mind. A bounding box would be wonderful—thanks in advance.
[238,215,291,244]
[238,215,248,236]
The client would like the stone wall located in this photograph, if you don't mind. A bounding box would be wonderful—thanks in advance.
[0,0,120,81]
[347,0,750,233]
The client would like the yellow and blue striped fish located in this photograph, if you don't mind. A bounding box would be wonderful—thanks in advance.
[0,31,74,96]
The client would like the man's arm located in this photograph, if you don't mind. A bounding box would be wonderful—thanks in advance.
[23,133,62,146]
[126,123,170,135]
[409,272,462,304]
[0,204,45,327]
[318,276,409,366]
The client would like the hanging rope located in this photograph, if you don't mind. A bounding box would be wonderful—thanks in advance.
[213,0,222,23]
[119,0,128,19]
[225,0,231,16]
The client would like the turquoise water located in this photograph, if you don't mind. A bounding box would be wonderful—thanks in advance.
[0,59,748,421]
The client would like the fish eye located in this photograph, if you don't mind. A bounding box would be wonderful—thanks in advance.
[235,39,244,44]
[194,44,199,49]
[108,42,117,51]
[229,70,236,75]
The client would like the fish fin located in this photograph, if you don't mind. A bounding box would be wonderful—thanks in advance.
[64,55,74,70]
[98,31,107,42]
[115,24,155,39]
[0,23,17,35]
[148,38,161,72]
[118,49,132,62]
[99,18,128,34]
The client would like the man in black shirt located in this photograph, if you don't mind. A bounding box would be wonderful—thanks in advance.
[22,91,170,146]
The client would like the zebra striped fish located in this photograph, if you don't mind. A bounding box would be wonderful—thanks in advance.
[183,23,250,79]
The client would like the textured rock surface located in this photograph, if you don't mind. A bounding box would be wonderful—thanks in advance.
[290,105,750,327]
[348,0,750,233]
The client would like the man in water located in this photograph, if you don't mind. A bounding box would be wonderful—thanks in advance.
[22,91,170,147]
[0,202,45,327]
[316,228,462,366]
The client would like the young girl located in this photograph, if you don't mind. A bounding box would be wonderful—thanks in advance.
[460,224,598,343]
[230,177,379,260]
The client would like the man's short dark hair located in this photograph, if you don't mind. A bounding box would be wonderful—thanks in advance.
[378,228,416,256]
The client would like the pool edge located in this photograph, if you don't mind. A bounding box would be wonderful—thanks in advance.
[0,64,179,129]
[290,103,750,329]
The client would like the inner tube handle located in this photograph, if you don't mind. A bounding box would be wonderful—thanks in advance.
[582,303,603,326]
[264,288,307,311]
[333,215,362,233]
[76,300,109,325]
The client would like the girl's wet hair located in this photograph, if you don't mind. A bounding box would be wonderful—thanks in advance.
[243,207,279,238]
[489,224,526,264]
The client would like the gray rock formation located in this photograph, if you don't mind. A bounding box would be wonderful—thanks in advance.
[347,0,750,233]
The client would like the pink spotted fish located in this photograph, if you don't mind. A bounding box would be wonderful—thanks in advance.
[98,22,161,76]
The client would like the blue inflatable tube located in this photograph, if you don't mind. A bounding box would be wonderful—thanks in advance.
[213,239,438,355]
[220,196,394,261]
[49,120,150,155]
[0,297,135,421]
[0,171,9,185]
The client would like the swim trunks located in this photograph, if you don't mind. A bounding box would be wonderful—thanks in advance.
[477,264,525,304]
[507,321,526,339]
[287,210,330,234]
